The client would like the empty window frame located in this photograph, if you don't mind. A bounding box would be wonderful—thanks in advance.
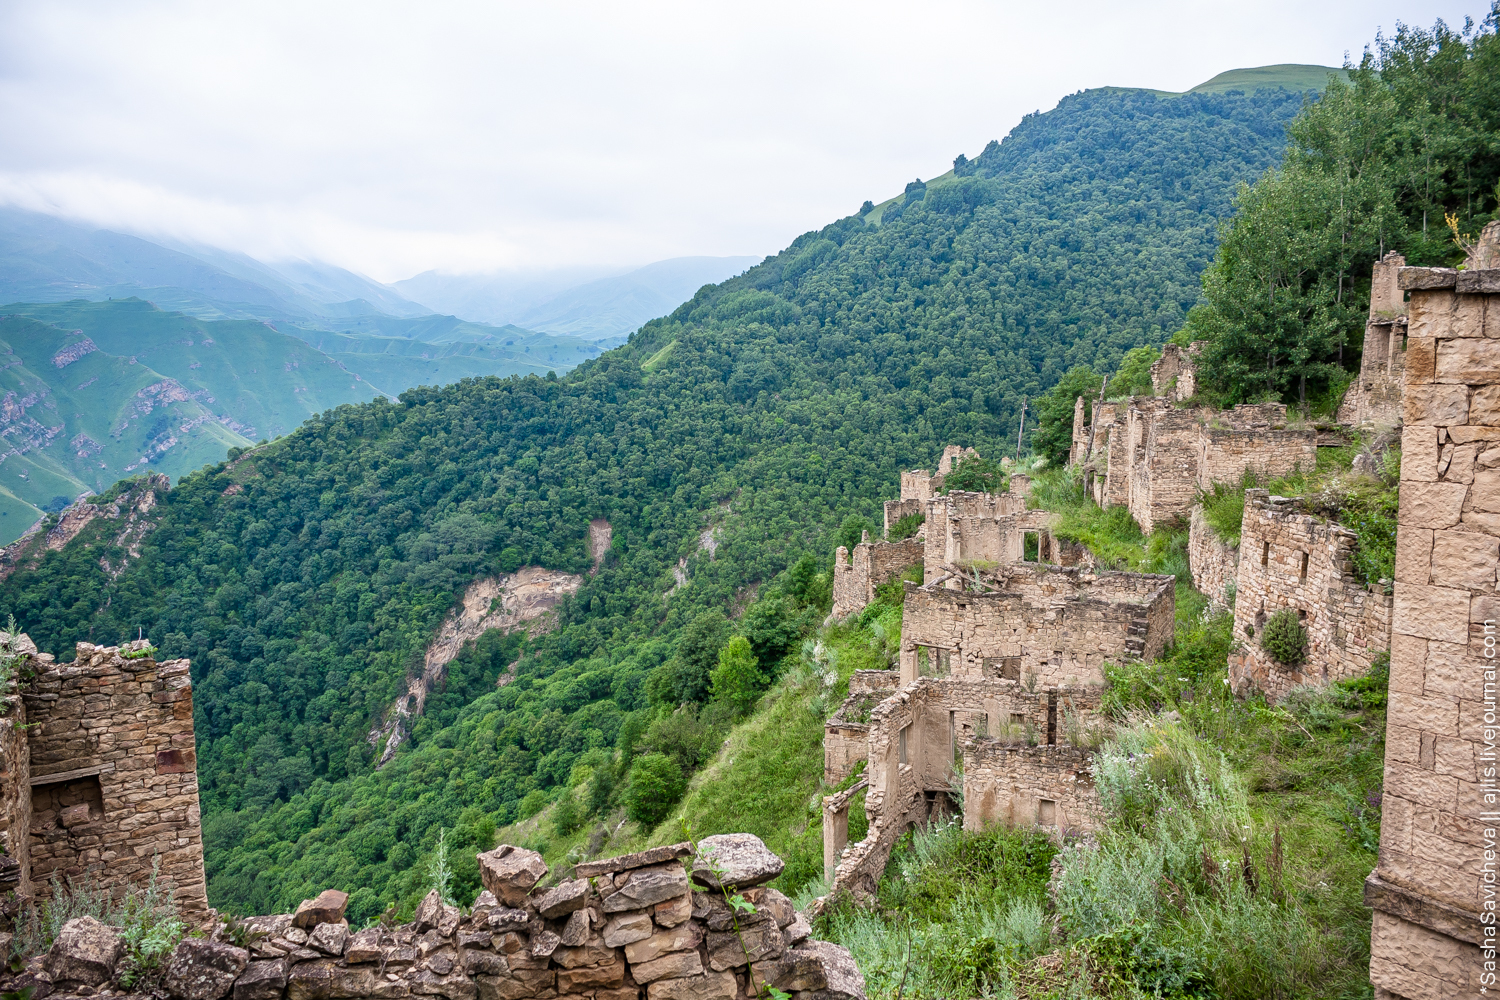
[1037,798,1057,826]
[1299,551,1309,581]
[898,725,909,765]
[1261,541,1270,567]
[1022,531,1040,562]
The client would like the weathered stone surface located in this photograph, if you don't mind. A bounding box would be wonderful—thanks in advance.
[233,960,289,1000]
[624,922,702,964]
[471,890,499,913]
[44,916,122,987]
[645,972,738,1000]
[631,949,704,983]
[706,921,784,971]
[652,893,692,928]
[528,930,561,958]
[1399,266,1459,290]
[287,959,336,1000]
[329,965,380,998]
[308,920,350,957]
[798,941,866,1000]
[462,951,508,977]
[783,912,812,946]
[748,888,795,928]
[602,864,692,912]
[574,842,694,878]
[478,847,549,906]
[411,969,478,1000]
[164,939,250,1000]
[487,908,531,931]
[415,891,463,935]
[293,890,350,929]
[552,937,613,969]
[559,909,590,947]
[536,878,591,919]
[1399,481,1468,529]
[602,910,654,947]
[762,947,828,992]
[693,834,785,891]
[474,970,556,1000]
[557,958,626,992]
[344,929,384,964]
[424,948,458,976]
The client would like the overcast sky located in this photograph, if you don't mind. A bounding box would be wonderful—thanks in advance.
[0,1,1485,282]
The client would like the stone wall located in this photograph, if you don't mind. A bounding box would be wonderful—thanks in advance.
[1337,251,1408,429]
[1187,506,1239,608]
[897,566,1175,688]
[921,490,1037,584]
[960,741,1100,836]
[1127,402,1205,533]
[1195,404,1317,493]
[823,672,901,786]
[1365,245,1500,1000]
[0,641,29,905]
[831,537,924,620]
[21,639,208,920]
[1227,491,1393,702]
[1149,342,1204,402]
[881,499,922,536]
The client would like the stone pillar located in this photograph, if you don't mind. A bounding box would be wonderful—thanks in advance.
[0,634,33,903]
[1366,243,1500,1000]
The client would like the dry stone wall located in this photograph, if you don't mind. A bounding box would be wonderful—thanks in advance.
[959,741,1099,836]
[1338,252,1409,429]
[0,650,29,914]
[830,537,923,620]
[1227,491,1393,702]
[1187,506,1238,608]
[1365,244,1500,1000]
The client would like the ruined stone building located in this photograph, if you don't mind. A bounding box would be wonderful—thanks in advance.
[821,556,1174,898]
[0,635,208,921]
[1148,342,1205,402]
[1337,252,1409,429]
[1362,230,1500,1000]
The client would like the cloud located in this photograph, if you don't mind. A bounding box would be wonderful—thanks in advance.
[0,0,1477,281]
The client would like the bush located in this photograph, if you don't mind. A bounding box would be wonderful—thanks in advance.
[1259,609,1308,666]
[941,455,1007,495]
[710,636,765,715]
[625,753,685,827]
[885,512,924,542]
[516,788,549,820]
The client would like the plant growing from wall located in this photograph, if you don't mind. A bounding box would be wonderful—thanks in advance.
[427,827,454,906]
[1259,609,1308,666]
[688,838,791,1000]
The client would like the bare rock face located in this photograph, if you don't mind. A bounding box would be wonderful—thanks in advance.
[44,916,122,988]
[535,878,590,919]
[602,864,691,913]
[692,834,784,891]
[292,889,349,929]
[478,846,549,906]
[164,939,251,1000]
[232,960,288,1000]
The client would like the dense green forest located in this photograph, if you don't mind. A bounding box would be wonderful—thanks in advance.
[0,78,1323,920]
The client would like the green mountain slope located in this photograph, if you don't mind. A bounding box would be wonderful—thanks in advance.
[1187,63,1349,94]
[0,82,1309,921]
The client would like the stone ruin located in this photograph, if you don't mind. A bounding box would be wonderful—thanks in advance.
[1337,252,1409,430]
[821,457,1175,899]
[0,833,866,1000]
[0,636,209,930]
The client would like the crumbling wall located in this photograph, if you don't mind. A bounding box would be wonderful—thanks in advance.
[22,640,208,920]
[882,499,922,536]
[832,537,924,620]
[1195,404,1316,492]
[898,567,1175,687]
[0,640,30,903]
[960,741,1100,835]
[1365,245,1500,1000]
[1338,251,1408,429]
[1188,506,1238,608]
[1227,491,1393,702]
[1128,403,1206,533]
[1149,342,1204,402]
[921,490,1035,584]
[823,671,902,784]
[899,471,933,502]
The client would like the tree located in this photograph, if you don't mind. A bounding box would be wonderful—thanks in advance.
[647,609,732,706]
[710,636,764,715]
[941,455,1006,494]
[836,514,876,553]
[624,753,685,827]
[1108,346,1160,398]
[1031,366,1104,467]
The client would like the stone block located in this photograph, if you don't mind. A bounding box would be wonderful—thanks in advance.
[486,908,531,932]
[557,958,627,992]
[45,915,122,987]
[308,920,349,957]
[1399,482,1468,529]
[1388,690,1460,736]
[624,922,702,964]
[603,910,654,947]
[1424,640,1472,699]
[410,969,477,1000]
[293,890,349,929]
[462,951,509,978]
[1394,527,1433,585]
[644,972,738,1000]
[1406,385,1471,425]
[1405,337,1437,383]
[795,941,866,1000]
[1437,337,1500,382]
[559,909,590,947]
[631,949,704,983]
[1385,725,1420,765]
[652,893,692,928]
[1428,529,1497,590]
[1433,737,1477,782]
[692,834,784,891]
[1391,583,1470,641]
[1402,425,1440,481]
[553,938,613,968]
[529,929,560,958]
[603,863,691,912]
[287,959,335,1000]
[233,960,288,1000]
[1384,761,1459,809]
[536,878,591,919]
[1467,469,1500,513]
[1389,634,1427,694]
[784,913,812,946]
[478,846,548,907]
[475,971,555,1000]
[1472,385,1500,425]
[574,842,695,878]
[706,921,783,972]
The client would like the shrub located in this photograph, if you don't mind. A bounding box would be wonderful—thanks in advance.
[516,789,549,820]
[1259,609,1308,666]
[885,512,924,541]
[625,753,685,827]
[710,636,764,715]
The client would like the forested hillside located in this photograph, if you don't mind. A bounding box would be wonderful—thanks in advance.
[0,82,1312,920]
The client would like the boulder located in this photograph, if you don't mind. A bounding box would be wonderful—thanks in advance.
[624,923,702,965]
[536,878,591,919]
[477,846,548,907]
[602,911,654,947]
[293,890,350,929]
[44,916,122,988]
[784,912,812,946]
[415,891,462,936]
[749,888,795,928]
[286,958,335,1000]
[471,890,499,914]
[559,909,590,947]
[797,941,866,1000]
[164,939,251,1000]
[308,920,349,957]
[692,834,783,891]
[644,971,738,1000]
[706,921,784,972]
[233,960,289,1000]
[602,864,691,913]
[630,949,704,983]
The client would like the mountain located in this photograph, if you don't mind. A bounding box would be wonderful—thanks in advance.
[0,79,1313,921]
[394,256,763,341]
[1186,63,1349,94]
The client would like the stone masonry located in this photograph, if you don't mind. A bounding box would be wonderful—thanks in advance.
[1337,251,1409,429]
[1149,342,1205,402]
[0,635,208,921]
[1365,230,1500,1000]
[1227,491,1394,702]
[831,535,923,621]
[1187,505,1239,609]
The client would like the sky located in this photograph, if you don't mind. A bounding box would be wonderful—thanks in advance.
[0,0,1486,282]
